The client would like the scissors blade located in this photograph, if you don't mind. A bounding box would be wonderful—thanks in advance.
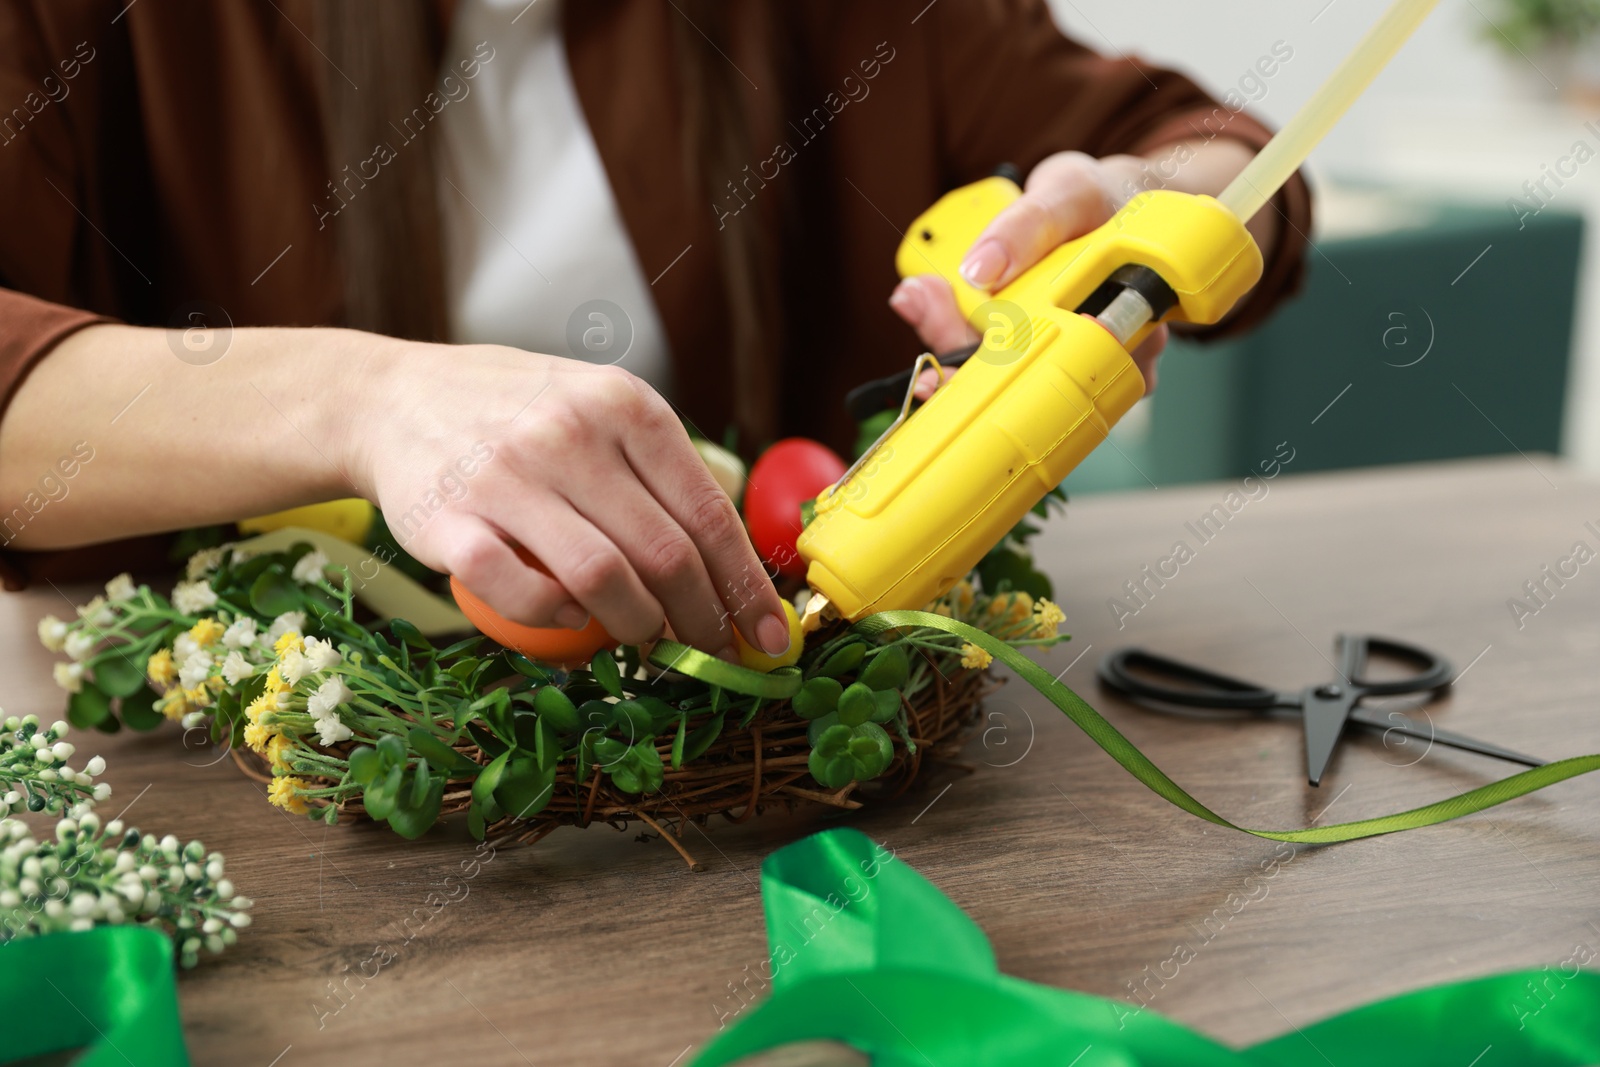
[1301,685,1353,787]
[1347,707,1547,768]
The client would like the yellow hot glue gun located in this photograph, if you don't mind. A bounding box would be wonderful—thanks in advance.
[798,185,1258,624]
[797,0,1441,627]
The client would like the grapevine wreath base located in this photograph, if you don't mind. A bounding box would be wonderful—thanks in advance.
[230,631,996,869]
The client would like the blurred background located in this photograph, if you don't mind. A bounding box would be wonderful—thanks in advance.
[1050,0,1597,491]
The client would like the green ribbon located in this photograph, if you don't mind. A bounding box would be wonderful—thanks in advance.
[648,640,802,699]
[0,926,188,1066]
[855,611,1600,843]
[690,827,1600,1066]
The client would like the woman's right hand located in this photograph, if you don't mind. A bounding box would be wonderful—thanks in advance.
[346,338,793,660]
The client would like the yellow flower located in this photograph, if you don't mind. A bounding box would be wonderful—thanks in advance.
[245,689,279,724]
[266,734,295,772]
[1032,598,1066,637]
[155,688,190,721]
[267,775,310,815]
[273,631,304,656]
[265,667,283,691]
[987,591,1034,624]
[188,617,225,648]
[182,686,211,710]
[959,642,992,671]
[147,648,177,687]
[244,721,272,753]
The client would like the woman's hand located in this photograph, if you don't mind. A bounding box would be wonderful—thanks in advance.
[890,151,1168,397]
[350,340,794,659]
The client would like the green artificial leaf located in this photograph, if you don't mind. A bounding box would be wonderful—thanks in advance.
[472,751,510,815]
[591,649,623,697]
[507,653,553,683]
[445,657,481,682]
[533,716,563,772]
[672,713,688,769]
[792,677,843,720]
[577,700,614,734]
[533,685,581,733]
[637,696,680,732]
[813,723,853,759]
[494,756,555,820]
[119,687,165,732]
[91,653,146,698]
[859,644,910,692]
[387,767,443,839]
[610,699,654,740]
[390,619,432,651]
[681,712,725,763]
[869,688,902,724]
[472,688,514,745]
[376,733,407,769]
[67,684,112,730]
[631,742,664,793]
[248,569,301,618]
[347,746,381,785]
[815,641,866,678]
[408,727,477,777]
[807,711,841,747]
[467,722,509,759]
[809,747,854,790]
[836,682,876,727]
[364,762,404,822]
[849,722,895,778]
[591,736,628,767]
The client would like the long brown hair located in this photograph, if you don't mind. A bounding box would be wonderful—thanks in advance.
[312,1,785,447]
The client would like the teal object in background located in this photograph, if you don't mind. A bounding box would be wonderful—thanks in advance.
[1066,199,1584,492]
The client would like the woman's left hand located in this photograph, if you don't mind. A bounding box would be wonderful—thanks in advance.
[888,150,1169,398]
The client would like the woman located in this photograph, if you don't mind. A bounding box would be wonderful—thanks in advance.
[0,0,1309,662]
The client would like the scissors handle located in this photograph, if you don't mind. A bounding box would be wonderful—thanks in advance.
[1097,649,1281,710]
[1340,634,1453,696]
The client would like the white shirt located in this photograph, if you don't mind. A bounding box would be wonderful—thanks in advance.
[437,0,673,393]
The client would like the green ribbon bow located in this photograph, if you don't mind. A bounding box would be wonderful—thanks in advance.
[690,827,1600,1066]
[0,926,187,1065]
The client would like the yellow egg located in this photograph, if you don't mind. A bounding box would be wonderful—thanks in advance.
[734,598,804,672]
[238,498,375,546]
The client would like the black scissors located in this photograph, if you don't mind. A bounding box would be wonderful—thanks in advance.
[1097,634,1546,786]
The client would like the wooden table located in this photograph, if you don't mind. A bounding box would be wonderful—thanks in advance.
[4,456,1597,1066]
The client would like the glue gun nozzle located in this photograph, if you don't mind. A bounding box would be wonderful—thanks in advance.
[800,593,833,635]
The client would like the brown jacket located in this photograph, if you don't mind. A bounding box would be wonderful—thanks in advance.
[0,0,1310,587]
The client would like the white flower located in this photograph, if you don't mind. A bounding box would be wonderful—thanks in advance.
[92,783,112,801]
[36,616,68,652]
[221,651,252,686]
[221,617,258,651]
[63,631,95,662]
[104,573,137,603]
[303,636,341,672]
[76,595,115,628]
[279,649,308,687]
[313,715,353,746]
[173,633,200,664]
[171,580,218,615]
[180,711,207,730]
[86,756,106,776]
[306,676,353,719]
[52,662,84,693]
[264,612,306,645]
[292,549,330,585]
[178,651,214,690]
[185,546,225,580]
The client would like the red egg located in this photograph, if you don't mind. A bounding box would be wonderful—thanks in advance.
[743,438,847,579]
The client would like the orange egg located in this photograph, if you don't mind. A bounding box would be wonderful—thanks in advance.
[450,576,615,668]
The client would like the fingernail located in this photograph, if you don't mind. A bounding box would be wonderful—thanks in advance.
[959,241,1008,289]
[888,278,924,323]
[554,603,589,630]
[913,368,940,400]
[757,612,792,657]
[716,645,741,665]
